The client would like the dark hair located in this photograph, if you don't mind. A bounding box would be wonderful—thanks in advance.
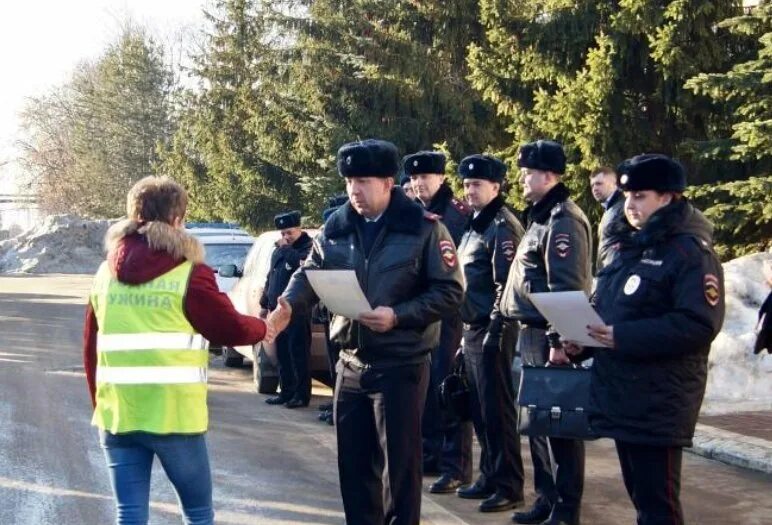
[590,166,616,178]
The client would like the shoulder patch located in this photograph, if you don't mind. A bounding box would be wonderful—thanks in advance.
[500,239,516,262]
[423,211,440,222]
[704,273,720,307]
[439,239,457,268]
[553,233,571,258]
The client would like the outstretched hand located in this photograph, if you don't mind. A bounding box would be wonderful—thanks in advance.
[267,297,293,339]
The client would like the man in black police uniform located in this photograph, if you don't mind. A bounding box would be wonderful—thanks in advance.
[501,140,592,525]
[403,151,473,493]
[272,139,465,525]
[454,154,526,513]
[259,211,313,408]
[590,166,632,272]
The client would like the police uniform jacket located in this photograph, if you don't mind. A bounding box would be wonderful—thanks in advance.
[420,183,470,246]
[458,195,524,337]
[597,189,633,272]
[283,188,465,368]
[501,183,592,326]
[589,199,725,447]
[259,231,313,310]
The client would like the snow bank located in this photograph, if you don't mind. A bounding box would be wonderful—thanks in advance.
[703,252,772,414]
[0,215,111,274]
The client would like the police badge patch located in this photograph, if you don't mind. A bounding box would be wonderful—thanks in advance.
[439,240,457,268]
[553,233,571,258]
[704,274,720,307]
[500,240,515,262]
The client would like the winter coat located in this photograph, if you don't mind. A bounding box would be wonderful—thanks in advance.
[419,183,471,246]
[83,220,266,406]
[590,199,725,447]
[501,183,593,327]
[596,189,634,272]
[457,195,524,350]
[283,188,465,368]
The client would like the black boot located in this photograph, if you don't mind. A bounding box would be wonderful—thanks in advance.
[512,498,553,524]
[265,395,291,405]
[479,491,525,513]
[429,473,465,494]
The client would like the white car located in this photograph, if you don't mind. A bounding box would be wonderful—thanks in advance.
[187,228,255,293]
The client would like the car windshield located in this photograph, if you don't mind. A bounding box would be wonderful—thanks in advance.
[204,244,252,269]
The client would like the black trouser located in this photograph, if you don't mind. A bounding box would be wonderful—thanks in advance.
[463,321,525,499]
[334,358,430,525]
[517,325,585,520]
[422,315,473,481]
[276,313,311,401]
[615,441,684,525]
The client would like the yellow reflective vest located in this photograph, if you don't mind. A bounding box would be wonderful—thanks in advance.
[90,261,209,434]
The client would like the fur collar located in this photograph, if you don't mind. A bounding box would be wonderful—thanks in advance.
[469,195,506,234]
[422,183,455,215]
[105,219,205,263]
[325,187,425,238]
[526,182,571,225]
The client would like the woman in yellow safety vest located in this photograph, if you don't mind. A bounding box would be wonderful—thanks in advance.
[83,176,276,525]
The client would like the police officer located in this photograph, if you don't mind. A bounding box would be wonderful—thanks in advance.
[272,139,465,525]
[590,166,633,272]
[403,151,473,492]
[260,211,313,408]
[400,174,416,199]
[455,154,526,513]
[566,154,725,525]
[501,140,592,525]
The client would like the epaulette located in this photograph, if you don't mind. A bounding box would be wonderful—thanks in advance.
[550,202,564,218]
[423,210,441,222]
[450,197,471,215]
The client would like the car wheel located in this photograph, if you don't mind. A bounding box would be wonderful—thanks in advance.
[252,344,279,394]
[223,346,244,367]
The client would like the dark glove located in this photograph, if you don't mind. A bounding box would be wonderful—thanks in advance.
[482,316,502,352]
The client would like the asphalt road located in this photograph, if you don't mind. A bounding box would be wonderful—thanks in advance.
[1,274,770,525]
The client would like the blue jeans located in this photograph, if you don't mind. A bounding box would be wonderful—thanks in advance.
[99,430,214,525]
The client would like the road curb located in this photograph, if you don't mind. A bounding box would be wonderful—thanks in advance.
[689,423,772,475]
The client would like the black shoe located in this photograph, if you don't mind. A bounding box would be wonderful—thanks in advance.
[429,474,465,494]
[456,481,494,500]
[479,492,525,513]
[318,409,330,421]
[512,499,553,524]
[285,397,310,409]
[543,504,580,525]
[323,411,334,426]
[265,395,290,405]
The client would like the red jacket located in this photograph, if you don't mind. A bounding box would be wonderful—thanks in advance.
[83,228,265,406]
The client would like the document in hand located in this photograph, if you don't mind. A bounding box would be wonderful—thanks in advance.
[527,291,610,347]
[306,270,372,320]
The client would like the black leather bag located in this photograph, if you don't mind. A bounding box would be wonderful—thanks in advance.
[517,364,596,440]
[439,354,472,422]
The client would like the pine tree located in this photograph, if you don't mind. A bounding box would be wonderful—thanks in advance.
[468,0,746,216]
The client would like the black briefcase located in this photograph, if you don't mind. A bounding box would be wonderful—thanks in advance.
[439,356,472,422]
[517,365,597,440]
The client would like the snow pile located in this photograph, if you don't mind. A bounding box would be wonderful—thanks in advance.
[0,214,111,274]
[703,251,772,413]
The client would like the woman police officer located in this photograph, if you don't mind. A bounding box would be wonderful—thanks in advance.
[566,154,725,525]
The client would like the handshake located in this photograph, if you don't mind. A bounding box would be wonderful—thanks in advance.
[260,297,293,345]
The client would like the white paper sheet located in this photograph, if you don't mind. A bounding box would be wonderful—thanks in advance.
[528,291,610,347]
[306,270,372,319]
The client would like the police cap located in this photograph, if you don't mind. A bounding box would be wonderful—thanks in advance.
[274,210,301,229]
[517,140,566,175]
[402,151,446,176]
[337,139,400,178]
[617,154,686,193]
[458,154,506,183]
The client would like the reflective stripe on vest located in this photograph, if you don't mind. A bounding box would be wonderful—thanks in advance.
[96,366,207,384]
[97,332,207,352]
[89,260,209,434]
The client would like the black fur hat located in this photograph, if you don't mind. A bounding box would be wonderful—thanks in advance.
[517,140,566,175]
[402,151,447,176]
[457,154,507,183]
[337,139,400,178]
[617,154,687,193]
[274,210,301,229]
